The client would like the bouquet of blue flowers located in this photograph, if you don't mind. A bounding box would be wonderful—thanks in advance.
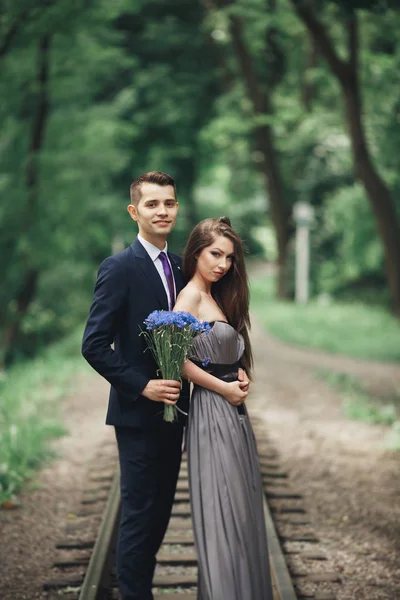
[141,310,211,422]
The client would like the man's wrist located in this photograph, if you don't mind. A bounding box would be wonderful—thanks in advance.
[140,378,152,398]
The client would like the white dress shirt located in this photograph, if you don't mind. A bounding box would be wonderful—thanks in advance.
[137,234,176,309]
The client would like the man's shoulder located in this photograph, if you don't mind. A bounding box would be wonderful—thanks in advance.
[168,251,182,265]
[98,245,138,278]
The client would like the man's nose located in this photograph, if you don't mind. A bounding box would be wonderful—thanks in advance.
[156,204,168,215]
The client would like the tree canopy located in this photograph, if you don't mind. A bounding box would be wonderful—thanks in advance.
[1,0,400,365]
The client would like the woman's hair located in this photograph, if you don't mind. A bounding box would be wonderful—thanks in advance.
[182,216,253,377]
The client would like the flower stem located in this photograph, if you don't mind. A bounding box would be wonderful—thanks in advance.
[164,404,178,423]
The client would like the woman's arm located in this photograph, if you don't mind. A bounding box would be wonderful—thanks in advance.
[183,359,248,406]
[174,286,247,405]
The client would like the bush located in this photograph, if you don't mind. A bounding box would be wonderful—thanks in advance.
[0,329,87,503]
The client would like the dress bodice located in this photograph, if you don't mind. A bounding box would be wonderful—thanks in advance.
[190,321,244,366]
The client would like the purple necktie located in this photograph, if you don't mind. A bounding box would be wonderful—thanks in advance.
[159,251,176,309]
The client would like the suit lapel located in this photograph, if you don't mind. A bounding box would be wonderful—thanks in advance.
[169,253,185,295]
[130,238,169,310]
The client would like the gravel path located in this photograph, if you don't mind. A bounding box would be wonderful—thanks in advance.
[0,322,399,599]
[260,329,400,398]
[249,318,400,600]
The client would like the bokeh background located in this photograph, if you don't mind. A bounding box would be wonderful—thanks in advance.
[1,0,400,365]
[2,7,400,598]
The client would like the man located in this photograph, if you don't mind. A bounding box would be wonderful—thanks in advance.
[82,171,189,600]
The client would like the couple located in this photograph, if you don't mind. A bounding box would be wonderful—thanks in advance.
[82,171,273,600]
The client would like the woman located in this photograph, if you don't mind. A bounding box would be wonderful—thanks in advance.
[174,217,273,600]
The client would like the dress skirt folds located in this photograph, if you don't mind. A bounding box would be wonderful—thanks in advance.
[187,321,273,600]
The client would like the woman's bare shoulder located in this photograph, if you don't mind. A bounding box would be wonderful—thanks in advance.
[174,283,201,314]
[177,283,201,301]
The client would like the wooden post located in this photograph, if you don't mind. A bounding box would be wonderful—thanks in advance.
[293,202,314,304]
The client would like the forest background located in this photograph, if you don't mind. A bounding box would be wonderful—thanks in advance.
[1,0,400,367]
[2,0,400,504]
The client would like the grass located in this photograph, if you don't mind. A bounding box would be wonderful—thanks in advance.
[385,421,400,451]
[316,370,399,425]
[0,329,89,504]
[250,272,400,362]
[316,369,400,450]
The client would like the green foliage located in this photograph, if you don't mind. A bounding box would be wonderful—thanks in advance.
[316,368,400,450]
[323,0,400,12]
[0,0,136,362]
[250,272,400,361]
[0,329,88,503]
[1,0,400,365]
[316,369,399,425]
[312,183,386,300]
[385,420,400,451]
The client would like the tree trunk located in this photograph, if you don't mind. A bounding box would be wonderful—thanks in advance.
[254,125,291,298]
[343,76,400,314]
[0,35,51,366]
[292,1,400,314]
[226,7,292,298]
[301,37,318,111]
[0,0,53,64]
[199,0,292,297]
[0,269,39,366]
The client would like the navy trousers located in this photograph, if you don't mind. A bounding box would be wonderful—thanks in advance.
[115,422,184,600]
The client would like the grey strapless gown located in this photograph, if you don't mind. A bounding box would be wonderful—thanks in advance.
[187,321,273,600]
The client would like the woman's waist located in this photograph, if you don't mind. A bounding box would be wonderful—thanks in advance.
[191,358,241,382]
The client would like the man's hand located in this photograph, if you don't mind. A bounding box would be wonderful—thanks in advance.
[141,379,181,405]
[238,368,250,393]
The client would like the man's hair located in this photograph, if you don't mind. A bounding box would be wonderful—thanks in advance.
[129,171,176,206]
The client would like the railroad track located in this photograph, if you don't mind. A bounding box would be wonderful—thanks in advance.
[44,414,341,600]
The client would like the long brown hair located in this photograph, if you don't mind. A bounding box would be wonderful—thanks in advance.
[182,217,253,377]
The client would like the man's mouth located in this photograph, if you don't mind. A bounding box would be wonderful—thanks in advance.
[154,220,171,225]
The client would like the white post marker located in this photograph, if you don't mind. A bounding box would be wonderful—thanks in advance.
[293,202,314,304]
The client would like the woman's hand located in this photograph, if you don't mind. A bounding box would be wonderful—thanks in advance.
[223,380,248,406]
[182,360,248,406]
[238,368,250,392]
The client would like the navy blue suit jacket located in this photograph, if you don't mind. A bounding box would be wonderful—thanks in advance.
[82,237,190,428]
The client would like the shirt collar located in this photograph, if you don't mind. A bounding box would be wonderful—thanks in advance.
[137,234,168,262]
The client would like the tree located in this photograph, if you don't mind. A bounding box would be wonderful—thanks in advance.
[201,0,292,297]
[1,35,51,363]
[291,0,400,315]
[0,0,133,364]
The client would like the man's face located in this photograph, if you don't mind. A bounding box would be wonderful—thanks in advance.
[128,182,179,245]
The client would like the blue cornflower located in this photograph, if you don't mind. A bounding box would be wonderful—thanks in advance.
[141,310,211,423]
[144,310,211,333]
[202,357,211,367]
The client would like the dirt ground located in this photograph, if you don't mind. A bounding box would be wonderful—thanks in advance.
[250,319,400,600]
[0,373,114,600]
[0,323,399,599]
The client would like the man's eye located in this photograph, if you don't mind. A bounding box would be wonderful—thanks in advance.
[167,202,175,207]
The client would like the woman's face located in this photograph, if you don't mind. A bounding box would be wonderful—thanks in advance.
[196,235,235,284]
